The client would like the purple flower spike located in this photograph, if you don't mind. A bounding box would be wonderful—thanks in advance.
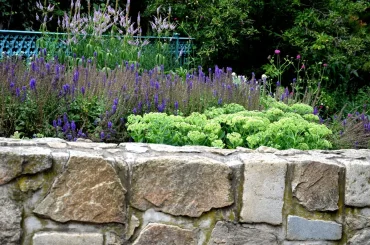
[63,113,68,123]
[100,131,105,140]
[276,81,280,87]
[53,120,57,128]
[30,78,36,90]
[57,118,62,127]
[71,121,76,131]
[218,98,223,105]
[80,86,85,95]
[108,121,113,129]
[10,82,15,88]
[73,70,79,83]
[16,88,20,97]
[112,104,117,114]
[174,101,179,110]
[313,107,318,115]
[113,98,119,105]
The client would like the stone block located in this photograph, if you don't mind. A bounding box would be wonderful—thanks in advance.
[239,153,287,225]
[130,156,233,217]
[336,158,370,207]
[34,156,126,224]
[0,147,52,185]
[291,160,342,211]
[132,223,196,245]
[0,186,22,245]
[33,232,103,245]
[209,221,282,245]
[287,215,342,241]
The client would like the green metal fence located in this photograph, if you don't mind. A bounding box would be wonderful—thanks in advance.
[0,30,194,65]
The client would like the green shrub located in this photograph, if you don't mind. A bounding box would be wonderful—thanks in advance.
[127,102,332,150]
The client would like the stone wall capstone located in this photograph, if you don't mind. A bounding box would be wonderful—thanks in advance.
[0,137,370,244]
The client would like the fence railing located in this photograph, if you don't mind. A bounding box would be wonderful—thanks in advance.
[0,30,194,65]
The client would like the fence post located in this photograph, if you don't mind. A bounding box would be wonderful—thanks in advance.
[173,32,180,64]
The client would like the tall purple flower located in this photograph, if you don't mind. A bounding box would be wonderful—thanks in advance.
[313,107,319,115]
[174,101,179,110]
[73,69,79,83]
[112,104,117,114]
[30,78,36,90]
[80,86,85,95]
[108,121,113,129]
[71,121,76,131]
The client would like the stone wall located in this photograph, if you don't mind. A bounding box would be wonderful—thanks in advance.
[0,137,369,245]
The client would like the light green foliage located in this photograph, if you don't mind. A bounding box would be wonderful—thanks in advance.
[303,114,320,123]
[127,102,332,150]
[290,103,314,115]
[246,117,332,150]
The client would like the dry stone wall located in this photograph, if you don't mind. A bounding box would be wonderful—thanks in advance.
[0,137,370,245]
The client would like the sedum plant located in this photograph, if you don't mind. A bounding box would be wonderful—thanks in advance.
[126,103,333,150]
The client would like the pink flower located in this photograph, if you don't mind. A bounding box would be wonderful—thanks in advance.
[323,63,328,67]
[296,54,301,59]
[301,64,305,69]
[275,50,280,54]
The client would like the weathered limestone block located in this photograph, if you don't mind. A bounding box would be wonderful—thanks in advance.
[126,214,140,240]
[119,143,149,153]
[345,208,370,244]
[287,215,342,241]
[0,147,52,185]
[291,160,342,211]
[239,153,287,225]
[209,221,282,245]
[66,142,118,149]
[347,228,370,245]
[34,156,126,224]
[0,186,22,245]
[336,158,370,207]
[132,223,196,245]
[283,242,337,245]
[130,156,233,217]
[32,232,104,245]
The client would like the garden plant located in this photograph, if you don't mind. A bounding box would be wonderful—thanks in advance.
[0,0,369,150]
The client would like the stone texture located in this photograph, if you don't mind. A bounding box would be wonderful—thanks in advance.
[345,208,370,231]
[336,158,370,207]
[33,232,104,245]
[287,215,342,241]
[17,175,45,192]
[130,156,233,217]
[347,228,370,245]
[291,161,341,211]
[126,214,140,239]
[239,153,287,225]
[283,242,337,245]
[132,223,196,245]
[209,221,282,245]
[66,142,118,149]
[123,143,149,153]
[34,156,126,223]
[0,147,52,185]
[0,186,22,245]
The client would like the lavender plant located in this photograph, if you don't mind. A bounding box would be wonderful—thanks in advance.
[0,54,263,142]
